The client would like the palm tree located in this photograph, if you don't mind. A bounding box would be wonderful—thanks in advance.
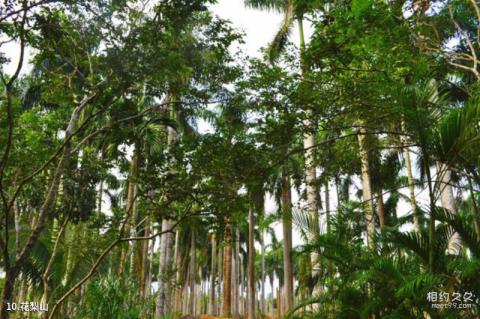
[244,0,322,308]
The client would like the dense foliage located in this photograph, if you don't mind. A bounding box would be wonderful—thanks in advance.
[1,0,479,318]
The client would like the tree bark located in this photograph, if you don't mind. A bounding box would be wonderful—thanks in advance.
[298,15,322,302]
[119,147,139,275]
[208,233,217,315]
[41,218,68,317]
[173,229,182,312]
[437,163,462,255]
[260,229,266,316]
[189,230,196,315]
[276,287,282,319]
[325,179,330,233]
[155,219,174,318]
[222,223,233,317]
[234,228,241,318]
[281,173,294,312]
[156,94,177,317]
[357,123,376,250]
[377,189,386,229]
[217,242,223,315]
[401,120,420,231]
[232,228,238,318]
[140,217,150,298]
[128,148,140,277]
[146,222,155,298]
[237,229,242,317]
[270,276,275,319]
[248,205,256,319]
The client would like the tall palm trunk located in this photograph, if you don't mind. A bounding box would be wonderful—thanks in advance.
[173,229,182,312]
[146,222,155,298]
[119,147,139,274]
[239,250,245,315]
[277,287,282,319]
[156,219,174,317]
[357,122,376,249]
[247,204,256,319]
[437,163,462,255]
[281,173,294,312]
[208,233,217,315]
[156,95,177,317]
[140,217,150,298]
[270,276,275,319]
[325,180,331,232]
[222,223,233,317]
[217,244,223,315]
[188,230,196,315]
[401,120,420,231]
[260,229,266,315]
[235,228,241,317]
[128,148,140,278]
[377,189,386,229]
[298,16,322,300]
[232,228,238,318]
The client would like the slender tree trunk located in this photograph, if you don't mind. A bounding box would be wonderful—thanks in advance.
[146,222,155,298]
[222,223,233,317]
[156,95,177,317]
[260,229,266,316]
[357,123,376,249]
[208,233,217,315]
[239,250,244,316]
[270,276,275,319]
[189,230,196,315]
[281,173,294,312]
[297,15,322,302]
[235,228,245,317]
[325,179,331,233]
[276,287,282,319]
[41,218,68,316]
[14,203,21,261]
[232,228,238,319]
[120,148,139,274]
[155,219,174,318]
[218,244,223,315]
[196,267,201,315]
[437,163,462,255]
[377,189,386,229]
[173,229,182,312]
[248,205,256,319]
[140,217,150,298]
[401,123,419,231]
[335,176,342,208]
[128,149,140,278]
[422,156,436,269]
[235,228,241,318]
[182,270,189,315]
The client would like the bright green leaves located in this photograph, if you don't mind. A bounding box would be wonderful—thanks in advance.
[351,0,374,18]
[435,100,480,169]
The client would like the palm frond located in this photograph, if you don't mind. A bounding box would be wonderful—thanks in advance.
[434,207,480,257]
[268,2,295,63]
[435,100,480,168]
[243,0,290,12]
[292,207,320,240]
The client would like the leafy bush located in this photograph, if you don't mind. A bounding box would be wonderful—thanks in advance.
[75,276,141,319]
